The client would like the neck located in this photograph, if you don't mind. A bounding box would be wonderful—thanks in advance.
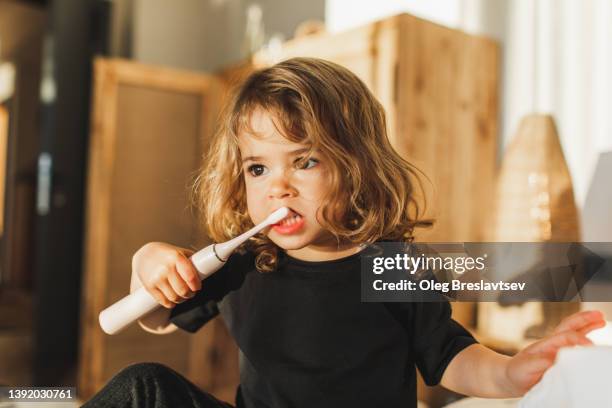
[285,242,365,262]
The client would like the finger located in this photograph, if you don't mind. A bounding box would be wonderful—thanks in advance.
[148,286,175,309]
[578,320,607,336]
[527,330,592,356]
[553,310,605,335]
[524,330,590,355]
[168,269,195,300]
[158,278,183,304]
[175,254,201,292]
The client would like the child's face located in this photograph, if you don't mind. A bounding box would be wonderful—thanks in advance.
[238,109,344,258]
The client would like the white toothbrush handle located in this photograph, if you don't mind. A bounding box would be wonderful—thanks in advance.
[98,206,290,335]
[99,244,224,335]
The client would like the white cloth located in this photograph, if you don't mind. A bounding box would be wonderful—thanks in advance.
[519,346,612,408]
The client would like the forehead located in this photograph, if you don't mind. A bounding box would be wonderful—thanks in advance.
[238,109,307,153]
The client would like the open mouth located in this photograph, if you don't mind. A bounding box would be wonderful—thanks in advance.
[278,208,302,224]
[273,208,305,234]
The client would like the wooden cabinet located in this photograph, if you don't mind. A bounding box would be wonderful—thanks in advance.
[78,59,239,401]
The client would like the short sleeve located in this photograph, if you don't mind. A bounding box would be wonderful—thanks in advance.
[411,301,478,386]
[385,299,479,386]
[169,249,254,333]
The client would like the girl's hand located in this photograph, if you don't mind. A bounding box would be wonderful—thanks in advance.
[131,242,202,309]
[504,310,606,395]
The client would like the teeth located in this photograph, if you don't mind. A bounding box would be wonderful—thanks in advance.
[280,214,301,226]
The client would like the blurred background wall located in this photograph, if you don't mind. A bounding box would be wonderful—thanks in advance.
[111,0,325,71]
[109,0,612,209]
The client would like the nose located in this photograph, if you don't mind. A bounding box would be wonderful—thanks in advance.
[267,170,298,200]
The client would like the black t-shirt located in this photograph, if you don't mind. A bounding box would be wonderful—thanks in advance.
[169,245,478,408]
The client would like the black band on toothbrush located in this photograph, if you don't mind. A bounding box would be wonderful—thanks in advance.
[212,244,227,262]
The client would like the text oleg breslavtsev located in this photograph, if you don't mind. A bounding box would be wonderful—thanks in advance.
[372,279,526,293]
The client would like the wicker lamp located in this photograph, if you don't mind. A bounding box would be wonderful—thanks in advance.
[492,114,580,242]
[489,113,581,339]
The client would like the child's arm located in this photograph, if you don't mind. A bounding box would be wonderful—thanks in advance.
[439,343,519,397]
[440,310,605,398]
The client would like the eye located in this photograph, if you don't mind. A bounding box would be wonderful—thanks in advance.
[246,164,267,177]
[295,157,319,170]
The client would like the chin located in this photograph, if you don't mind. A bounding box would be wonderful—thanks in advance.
[268,232,312,250]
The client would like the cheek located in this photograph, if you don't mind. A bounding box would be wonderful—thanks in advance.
[296,165,331,194]
[297,175,332,224]
[244,181,264,220]
[314,174,346,222]
[313,178,329,201]
[297,170,330,201]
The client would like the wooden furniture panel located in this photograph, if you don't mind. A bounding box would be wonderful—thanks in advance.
[0,105,8,236]
[78,58,235,401]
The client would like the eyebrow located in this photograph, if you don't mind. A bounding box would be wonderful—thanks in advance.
[242,148,312,163]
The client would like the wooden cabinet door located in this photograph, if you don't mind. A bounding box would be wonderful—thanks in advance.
[78,58,238,401]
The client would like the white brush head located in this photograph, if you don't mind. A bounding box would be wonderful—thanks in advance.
[266,206,291,225]
[214,206,291,260]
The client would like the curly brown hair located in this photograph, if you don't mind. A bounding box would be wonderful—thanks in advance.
[191,57,432,273]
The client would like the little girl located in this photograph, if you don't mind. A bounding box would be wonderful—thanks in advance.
[83,57,604,408]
